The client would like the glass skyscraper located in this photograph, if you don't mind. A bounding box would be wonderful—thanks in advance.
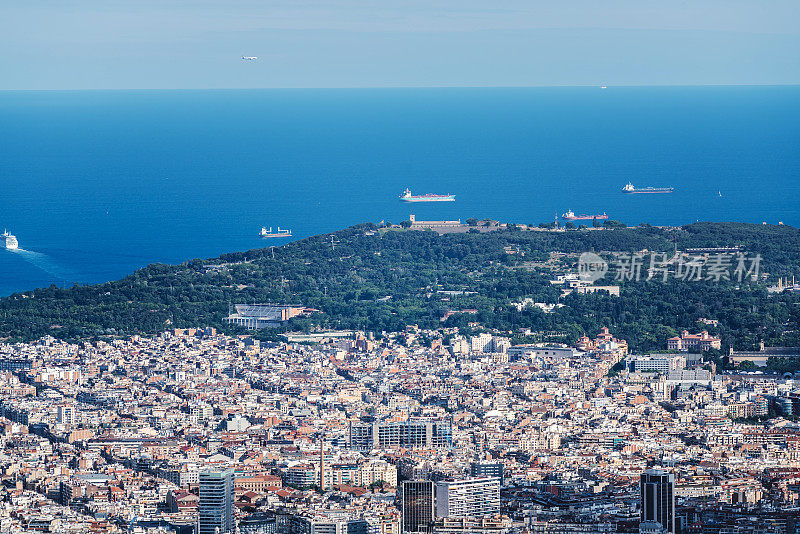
[640,468,675,533]
[402,480,434,534]
[199,468,235,534]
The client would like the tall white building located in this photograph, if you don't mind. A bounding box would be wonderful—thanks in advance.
[448,336,471,356]
[358,459,398,487]
[198,468,235,534]
[57,403,76,426]
[435,477,501,518]
[190,402,214,425]
[469,333,493,353]
[490,337,510,354]
[627,355,686,374]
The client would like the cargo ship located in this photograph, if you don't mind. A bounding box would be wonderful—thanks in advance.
[399,188,455,202]
[622,182,674,194]
[3,230,18,250]
[259,227,292,238]
[561,210,608,221]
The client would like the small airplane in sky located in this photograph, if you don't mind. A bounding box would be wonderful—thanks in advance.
[241,56,258,61]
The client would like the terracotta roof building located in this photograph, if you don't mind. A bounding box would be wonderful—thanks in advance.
[667,330,721,351]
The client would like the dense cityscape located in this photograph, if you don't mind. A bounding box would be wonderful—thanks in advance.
[3,2,798,534]
[1,315,800,533]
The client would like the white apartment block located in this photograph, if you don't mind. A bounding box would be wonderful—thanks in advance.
[435,477,501,518]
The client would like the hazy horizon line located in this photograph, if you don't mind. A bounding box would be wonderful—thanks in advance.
[2,82,799,92]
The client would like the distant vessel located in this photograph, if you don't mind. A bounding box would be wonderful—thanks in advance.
[561,210,609,221]
[260,227,292,238]
[241,56,258,61]
[3,229,18,250]
[622,182,674,194]
[399,188,455,202]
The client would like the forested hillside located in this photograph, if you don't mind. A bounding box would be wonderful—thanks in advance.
[1,221,798,352]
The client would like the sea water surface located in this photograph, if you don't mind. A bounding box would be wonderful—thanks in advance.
[0,87,798,296]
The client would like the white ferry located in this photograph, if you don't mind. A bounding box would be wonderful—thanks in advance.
[3,229,18,250]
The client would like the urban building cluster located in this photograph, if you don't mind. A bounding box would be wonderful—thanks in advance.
[0,325,799,534]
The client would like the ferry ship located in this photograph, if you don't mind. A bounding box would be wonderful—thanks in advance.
[3,229,18,250]
[399,188,455,202]
[622,182,674,194]
[259,227,292,238]
[561,210,609,221]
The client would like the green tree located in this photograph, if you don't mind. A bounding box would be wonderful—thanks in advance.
[737,360,758,371]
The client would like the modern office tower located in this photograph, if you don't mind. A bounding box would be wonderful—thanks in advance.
[640,468,675,533]
[349,418,453,450]
[349,421,376,451]
[469,462,504,485]
[434,477,501,518]
[402,480,434,534]
[198,468,235,534]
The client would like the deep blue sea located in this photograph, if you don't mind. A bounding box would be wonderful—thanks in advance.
[0,87,798,296]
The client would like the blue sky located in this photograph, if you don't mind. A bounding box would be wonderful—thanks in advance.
[2,0,799,89]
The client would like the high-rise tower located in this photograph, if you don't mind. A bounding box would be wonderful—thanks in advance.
[198,468,235,534]
[640,468,675,533]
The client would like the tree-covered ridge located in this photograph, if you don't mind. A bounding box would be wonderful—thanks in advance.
[0,222,798,352]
